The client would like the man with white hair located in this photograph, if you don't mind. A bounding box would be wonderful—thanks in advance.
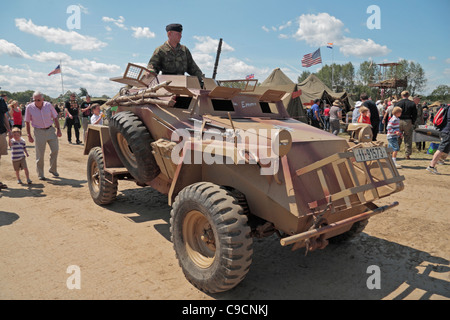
[352,101,362,123]
[25,91,62,180]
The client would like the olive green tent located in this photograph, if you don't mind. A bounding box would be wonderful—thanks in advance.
[256,68,308,123]
[297,74,354,111]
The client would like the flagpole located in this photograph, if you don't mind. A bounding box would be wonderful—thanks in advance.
[331,45,334,90]
[320,47,324,69]
[60,60,65,100]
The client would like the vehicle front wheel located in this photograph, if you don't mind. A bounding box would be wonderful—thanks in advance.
[170,182,253,293]
[87,147,118,205]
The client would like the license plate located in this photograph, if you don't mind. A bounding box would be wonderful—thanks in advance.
[353,147,388,162]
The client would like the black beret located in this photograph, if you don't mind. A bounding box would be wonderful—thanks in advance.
[166,24,183,33]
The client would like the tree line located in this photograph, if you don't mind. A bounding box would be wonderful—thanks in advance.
[0,87,110,106]
[2,70,448,106]
[297,60,448,103]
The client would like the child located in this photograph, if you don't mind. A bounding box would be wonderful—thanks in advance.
[387,107,403,169]
[90,104,103,126]
[357,106,371,124]
[9,127,32,184]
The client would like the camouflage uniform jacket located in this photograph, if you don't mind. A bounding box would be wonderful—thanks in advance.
[147,41,204,79]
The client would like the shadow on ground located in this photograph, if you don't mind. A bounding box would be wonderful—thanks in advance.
[96,186,450,300]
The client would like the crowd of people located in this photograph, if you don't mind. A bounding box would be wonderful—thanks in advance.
[306,90,449,174]
[1,85,448,192]
[0,91,104,190]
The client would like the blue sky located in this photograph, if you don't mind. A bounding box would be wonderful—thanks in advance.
[1,0,449,98]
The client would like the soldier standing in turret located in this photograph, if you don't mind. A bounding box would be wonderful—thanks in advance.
[147,24,204,85]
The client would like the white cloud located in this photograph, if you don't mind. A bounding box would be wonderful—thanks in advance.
[292,12,390,58]
[293,13,344,46]
[190,36,269,80]
[29,50,120,73]
[262,21,293,34]
[0,64,66,95]
[428,56,437,60]
[339,38,390,58]
[102,16,127,30]
[0,64,121,98]
[278,21,292,31]
[446,58,450,64]
[0,38,120,75]
[15,18,107,51]
[102,16,156,40]
[191,52,215,71]
[32,51,71,62]
[0,38,121,97]
[192,36,234,54]
[69,59,121,73]
[131,27,156,39]
[77,4,89,14]
[0,39,31,59]
[219,57,262,77]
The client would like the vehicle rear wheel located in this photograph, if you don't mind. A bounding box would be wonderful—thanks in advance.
[170,182,253,293]
[87,147,118,205]
[328,219,369,244]
[109,111,160,184]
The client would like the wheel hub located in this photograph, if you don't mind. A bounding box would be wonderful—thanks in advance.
[183,210,216,269]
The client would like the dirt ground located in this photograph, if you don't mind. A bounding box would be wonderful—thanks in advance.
[0,128,448,300]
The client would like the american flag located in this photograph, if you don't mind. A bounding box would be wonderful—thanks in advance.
[48,65,61,76]
[301,48,322,68]
[246,74,255,80]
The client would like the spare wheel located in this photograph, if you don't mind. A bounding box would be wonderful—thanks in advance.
[109,111,160,183]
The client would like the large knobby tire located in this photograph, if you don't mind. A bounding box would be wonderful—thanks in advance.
[87,147,118,205]
[170,182,253,293]
[109,111,160,184]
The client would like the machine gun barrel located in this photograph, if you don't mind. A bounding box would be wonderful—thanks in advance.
[212,38,223,80]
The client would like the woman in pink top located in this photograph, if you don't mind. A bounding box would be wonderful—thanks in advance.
[9,101,23,129]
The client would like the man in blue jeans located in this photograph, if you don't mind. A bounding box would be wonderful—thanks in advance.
[310,99,321,128]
